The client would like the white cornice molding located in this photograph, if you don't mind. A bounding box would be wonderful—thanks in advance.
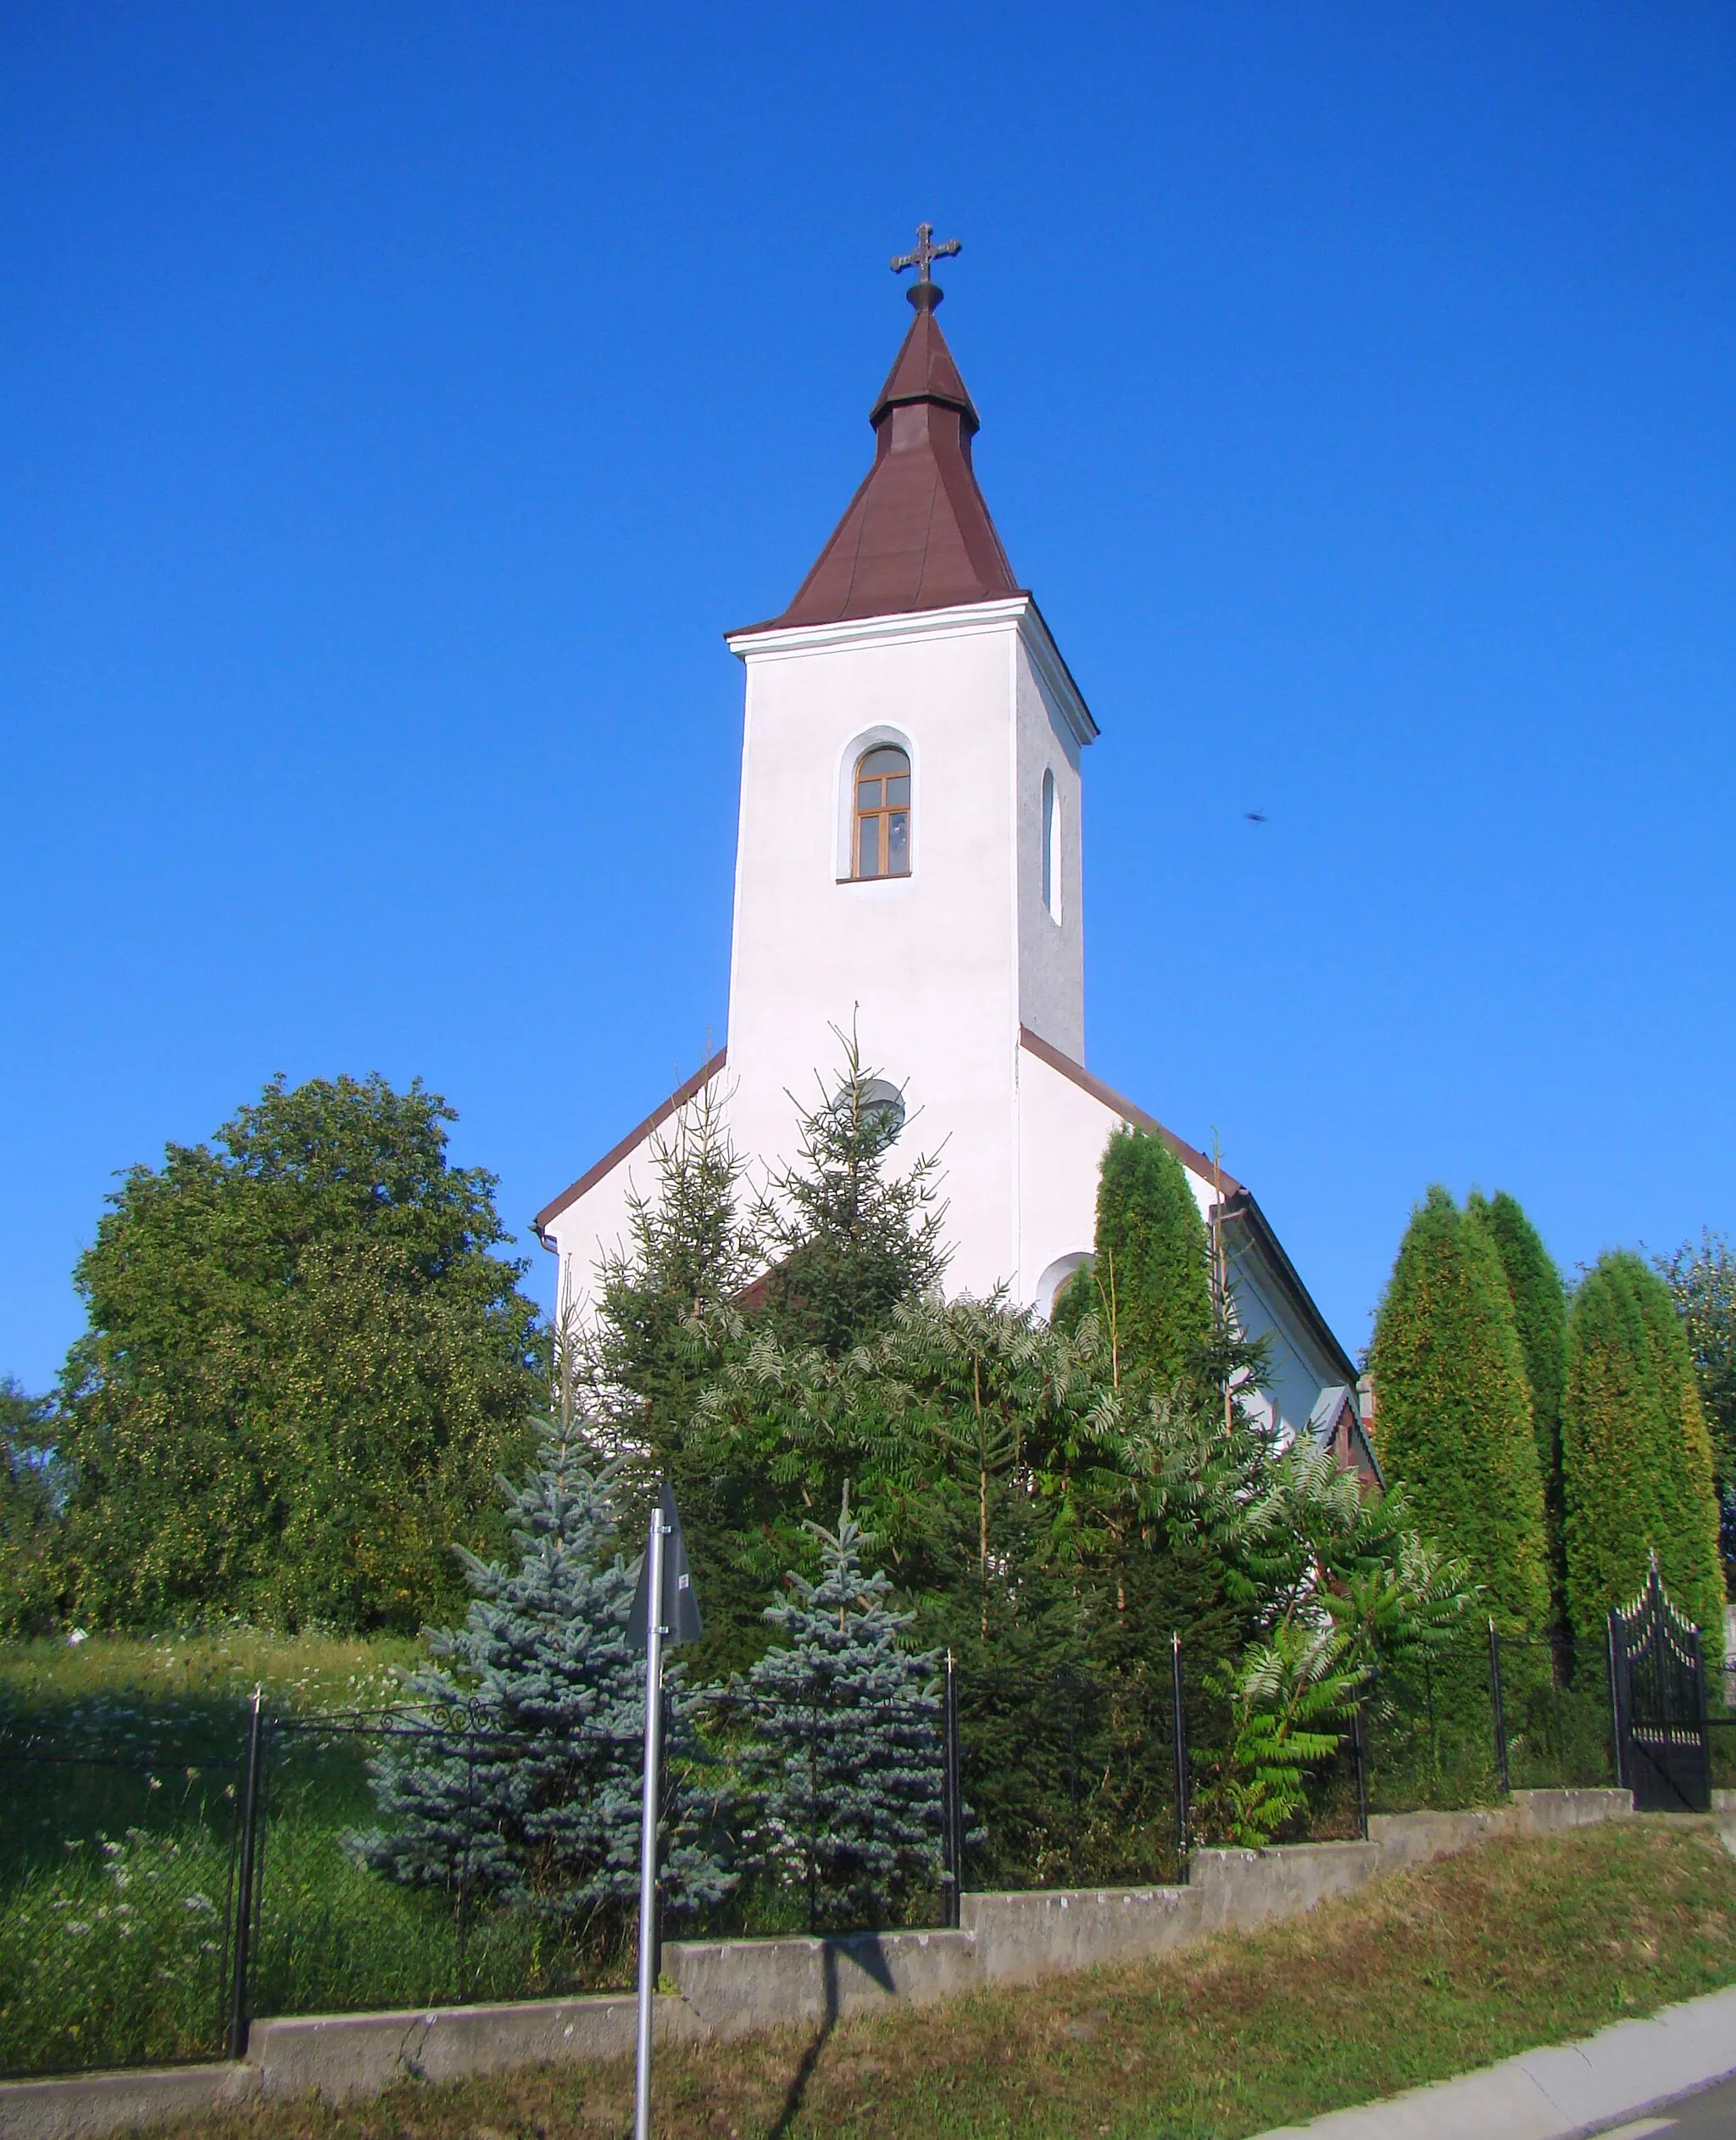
[726,597,1097,744]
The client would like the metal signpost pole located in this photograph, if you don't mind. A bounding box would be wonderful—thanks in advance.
[633,1505,667,2140]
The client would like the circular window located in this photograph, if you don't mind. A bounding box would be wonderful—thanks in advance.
[831,1077,907,1140]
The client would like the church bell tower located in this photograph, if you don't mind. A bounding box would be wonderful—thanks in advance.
[535,231,1364,1441]
[720,235,1099,1301]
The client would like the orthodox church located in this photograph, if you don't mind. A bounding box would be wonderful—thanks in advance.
[536,234,1375,1470]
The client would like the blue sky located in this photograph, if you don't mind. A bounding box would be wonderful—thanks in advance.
[3,3,1733,1390]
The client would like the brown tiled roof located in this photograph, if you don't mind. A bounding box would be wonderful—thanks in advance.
[748,303,1021,632]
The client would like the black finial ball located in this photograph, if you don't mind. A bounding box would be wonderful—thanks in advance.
[907,279,944,311]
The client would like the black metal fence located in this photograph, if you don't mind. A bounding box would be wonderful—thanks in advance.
[0,1732,245,2078]
[3,1619,1723,2083]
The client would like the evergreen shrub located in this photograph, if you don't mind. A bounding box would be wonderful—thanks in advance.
[1056,1128,1211,1395]
[1563,1251,1724,1664]
[1369,1188,1550,1639]
[735,1494,945,1932]
[1467,1190,1568,1625]
[357,1406,737,1936]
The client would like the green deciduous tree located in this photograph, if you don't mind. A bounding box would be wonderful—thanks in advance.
[1563,1251,1724,1663]
[56,1074,543,1632]
[1369,1187,1550,1634]
[1656,1233,1736,1526]
[0,1379,65,1636]
[1056,1128,1212,1400]
[1467,1190,1569,1626]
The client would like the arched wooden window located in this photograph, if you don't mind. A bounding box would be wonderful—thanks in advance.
[854,745,910,879]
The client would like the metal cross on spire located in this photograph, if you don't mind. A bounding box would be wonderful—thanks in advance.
[891,223,961,309]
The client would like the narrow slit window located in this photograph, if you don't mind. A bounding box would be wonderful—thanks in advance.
[854,745,911,879]
[1041,768,1059,917]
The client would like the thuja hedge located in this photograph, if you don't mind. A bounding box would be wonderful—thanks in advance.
[1370,1187,1550,1635]
[1468,1190,1568,1625]
[1563,1251,1723,1661]
[1055,1128,1210,1393]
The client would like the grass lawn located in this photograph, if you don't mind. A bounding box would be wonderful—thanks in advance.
[146,1816,1736,2140]
[0,1630,419,1726]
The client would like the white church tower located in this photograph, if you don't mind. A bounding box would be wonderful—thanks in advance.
[537,237,1374,1466]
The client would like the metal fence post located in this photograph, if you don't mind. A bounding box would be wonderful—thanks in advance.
[1350,1697,1370,1840]
[1488,1619,1511,1796]
[1171,1633,1190,1884]
[225,1687,264,2061]
[458,1725,473,2000]
[941,1650,964,1929]
[1607,1609,1627,1792]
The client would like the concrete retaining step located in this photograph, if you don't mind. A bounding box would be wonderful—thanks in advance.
[0,1788,1639,2138]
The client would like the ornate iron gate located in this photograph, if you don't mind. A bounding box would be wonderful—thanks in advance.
[1608,1558,1711,1814]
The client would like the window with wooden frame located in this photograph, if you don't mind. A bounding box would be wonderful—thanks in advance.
[853,745,911,879]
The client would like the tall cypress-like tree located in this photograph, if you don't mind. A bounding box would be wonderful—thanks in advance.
[737,1493,944,1931]
[1466,1190,1568,1627]
[1056,1128,1212,1396]
[1369,1187,1550,1633]
[1563,1251,1724,1664]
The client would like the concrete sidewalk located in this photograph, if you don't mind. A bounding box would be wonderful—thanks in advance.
[1253,1981,1736,2139]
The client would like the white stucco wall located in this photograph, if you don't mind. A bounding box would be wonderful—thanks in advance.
[721,598,1093,1304]
[1014,633,1086,1059]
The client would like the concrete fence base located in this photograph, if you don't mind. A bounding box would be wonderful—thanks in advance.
[0,1788,1636,2140]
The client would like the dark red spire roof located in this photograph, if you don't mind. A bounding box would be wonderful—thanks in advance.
[754,297,1021,631]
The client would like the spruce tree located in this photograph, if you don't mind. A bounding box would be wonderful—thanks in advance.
[1563,1251,1724,1664]
[359,1392,736,1928]
[586,1084,772,1673]
[737,1492,944,1931]
[1056,1129,1211,1397]
[755,1026,948,1358]
[1467,1190,1569,1626]
[1369,1187,1550,1634]
[590,1078,757,1463]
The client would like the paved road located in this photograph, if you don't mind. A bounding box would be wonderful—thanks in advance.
[1599,2076,1736,2137]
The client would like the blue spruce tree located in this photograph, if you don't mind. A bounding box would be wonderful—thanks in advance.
[357,1385,736,1932]
[740,1491,945,1932]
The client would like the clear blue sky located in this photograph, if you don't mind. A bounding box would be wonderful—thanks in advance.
[3,3,1733,1392]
